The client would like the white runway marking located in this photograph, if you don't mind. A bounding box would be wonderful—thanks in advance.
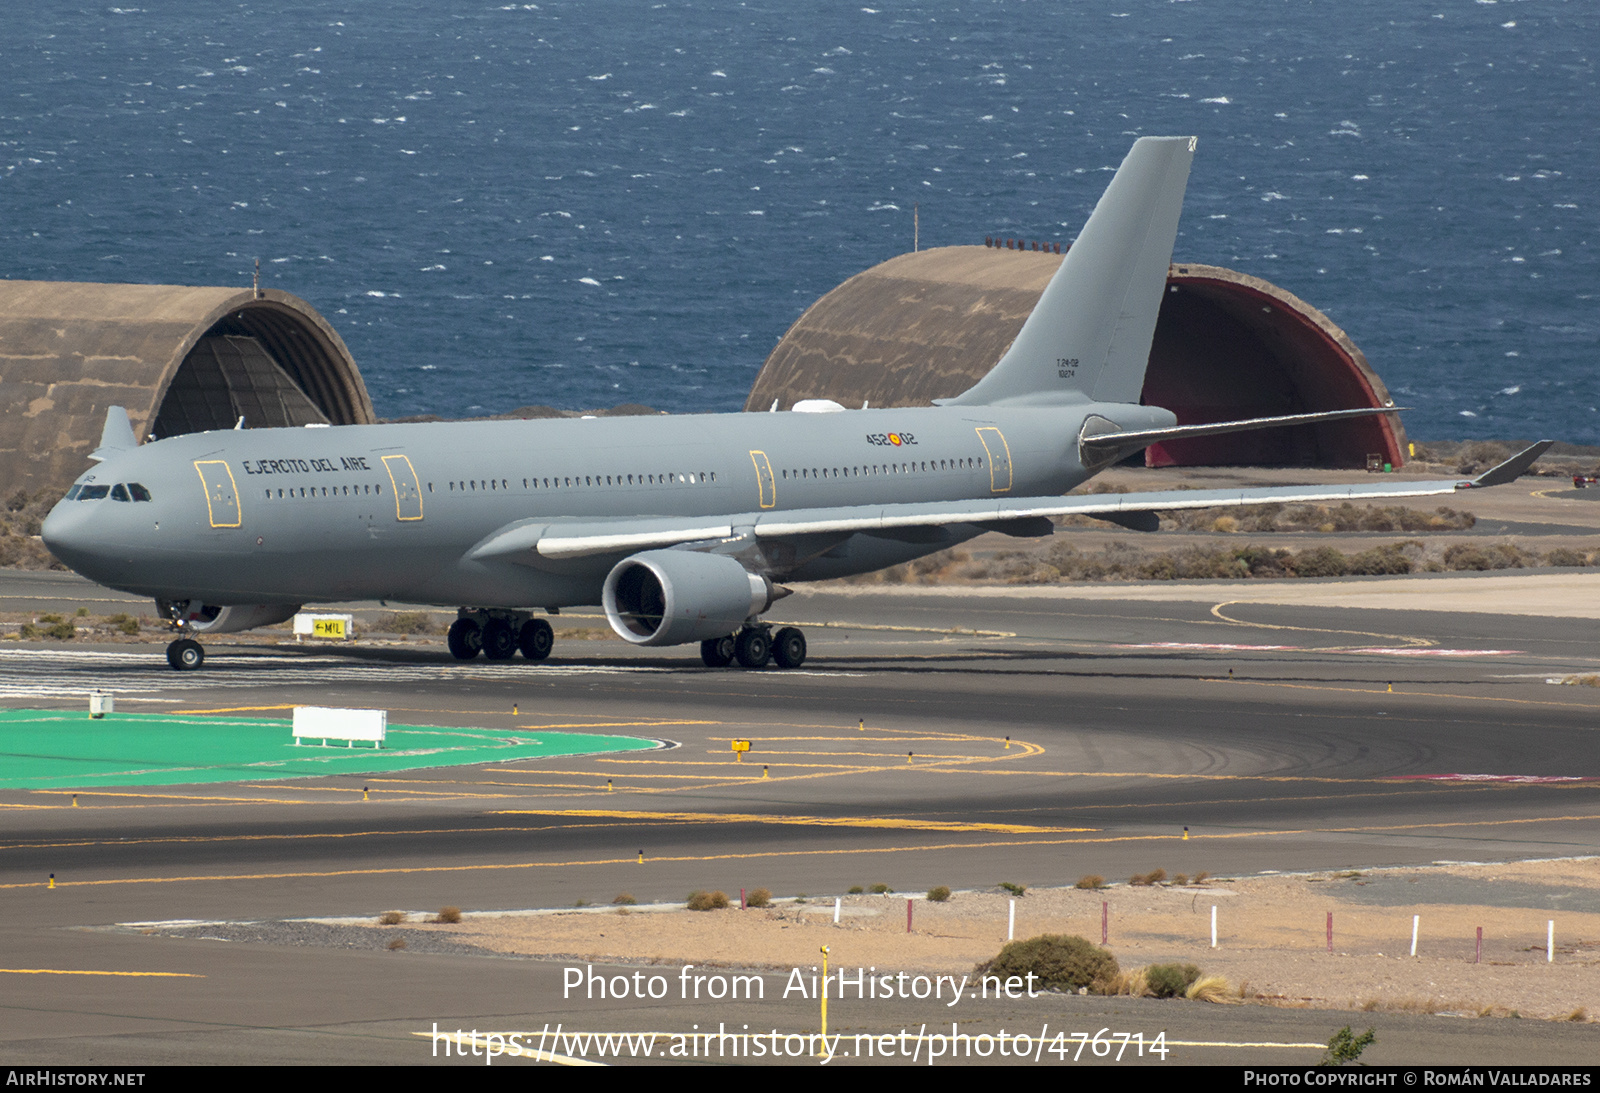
[0,648,859,699]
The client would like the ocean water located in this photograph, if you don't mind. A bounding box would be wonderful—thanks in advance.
[2,1,1594,441]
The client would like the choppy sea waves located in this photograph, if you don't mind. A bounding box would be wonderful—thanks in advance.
[2,1,1594,440]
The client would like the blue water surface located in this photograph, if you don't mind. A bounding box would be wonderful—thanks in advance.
[2,1,1594,440]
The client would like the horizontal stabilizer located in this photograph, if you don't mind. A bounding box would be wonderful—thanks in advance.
[1080,406,1402,455]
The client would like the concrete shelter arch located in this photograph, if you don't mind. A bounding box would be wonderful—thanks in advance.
[745,247,1406,469]
[0,280,374,496]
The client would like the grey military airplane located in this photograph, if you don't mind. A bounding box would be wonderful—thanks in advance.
[41,137,1551,671]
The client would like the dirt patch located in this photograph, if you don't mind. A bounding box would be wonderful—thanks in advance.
[368,859,1600,1022]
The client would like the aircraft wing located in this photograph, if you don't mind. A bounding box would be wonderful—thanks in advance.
[475,442,1551,563]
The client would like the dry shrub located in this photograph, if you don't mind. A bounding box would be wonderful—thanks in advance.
[1456,441,1512,475]
[1145,963,1202,999]
[1129,869,1167,887]
[926,885,951,902]
[433,906,462,924]
[612,893,637,905]
[1193,871,1211,884]
[1075,875,1105,890]
[747,888,772,908]
[979,935,1119,994]
[1172,873,1189,886]
[686,890,729,911]
[378,911,406,926]
[1443,542,1536,572]
[103,613,141,635]
[1543,548,1591,568]
[387,937,407,951]
[1562,1007,1589,1023]
[869,883,892,894]
[372,610,439,634]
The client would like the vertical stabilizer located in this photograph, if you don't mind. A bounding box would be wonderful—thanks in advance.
[950,136,1195,407]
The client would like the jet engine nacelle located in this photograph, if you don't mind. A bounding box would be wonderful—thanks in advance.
[156,600,302,635]
[602,550,776,646]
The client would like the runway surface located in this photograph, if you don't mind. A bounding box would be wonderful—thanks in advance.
[2,571,1597,1065]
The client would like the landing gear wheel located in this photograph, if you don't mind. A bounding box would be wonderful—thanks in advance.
[166,638,204,671]
[700,635,735,668]
[519,618,554,661]
[446,618,483,660]
[734,627,772,669]
[772,627,807,669]
[482,618,517,660]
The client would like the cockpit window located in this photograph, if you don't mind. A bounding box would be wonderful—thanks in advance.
[128,483,152,502]
[110,484,131,502]
[78,485,110,500]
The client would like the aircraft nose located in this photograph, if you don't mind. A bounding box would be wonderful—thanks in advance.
[40,498,101,571]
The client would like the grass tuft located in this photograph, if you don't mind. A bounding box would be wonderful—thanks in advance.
[999,881,1026,897]
[1186,975,1234,1003]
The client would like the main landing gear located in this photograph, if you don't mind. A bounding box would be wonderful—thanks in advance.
[446,610,554,662]
[701,624,806,670]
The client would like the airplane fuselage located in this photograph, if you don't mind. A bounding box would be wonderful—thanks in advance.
[41,400,1174,609]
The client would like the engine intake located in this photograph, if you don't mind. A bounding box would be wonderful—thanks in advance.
[603,550,777,646]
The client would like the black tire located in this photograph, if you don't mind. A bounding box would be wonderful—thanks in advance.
[772,626,807,669]
[482,618,517,660]
[446,618,482,660]
[734,627,771,669]
[166,638,204,671]
[519,618,554,661]
[700,635,735,667]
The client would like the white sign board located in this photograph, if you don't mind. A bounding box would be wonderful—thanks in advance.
[292,706,386,748]
[293,613,355,640]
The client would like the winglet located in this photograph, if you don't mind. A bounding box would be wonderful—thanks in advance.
[1468,440,1555,488]
[87,406,138,462]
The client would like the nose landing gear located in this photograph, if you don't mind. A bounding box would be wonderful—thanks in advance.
[166,637,205,671]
